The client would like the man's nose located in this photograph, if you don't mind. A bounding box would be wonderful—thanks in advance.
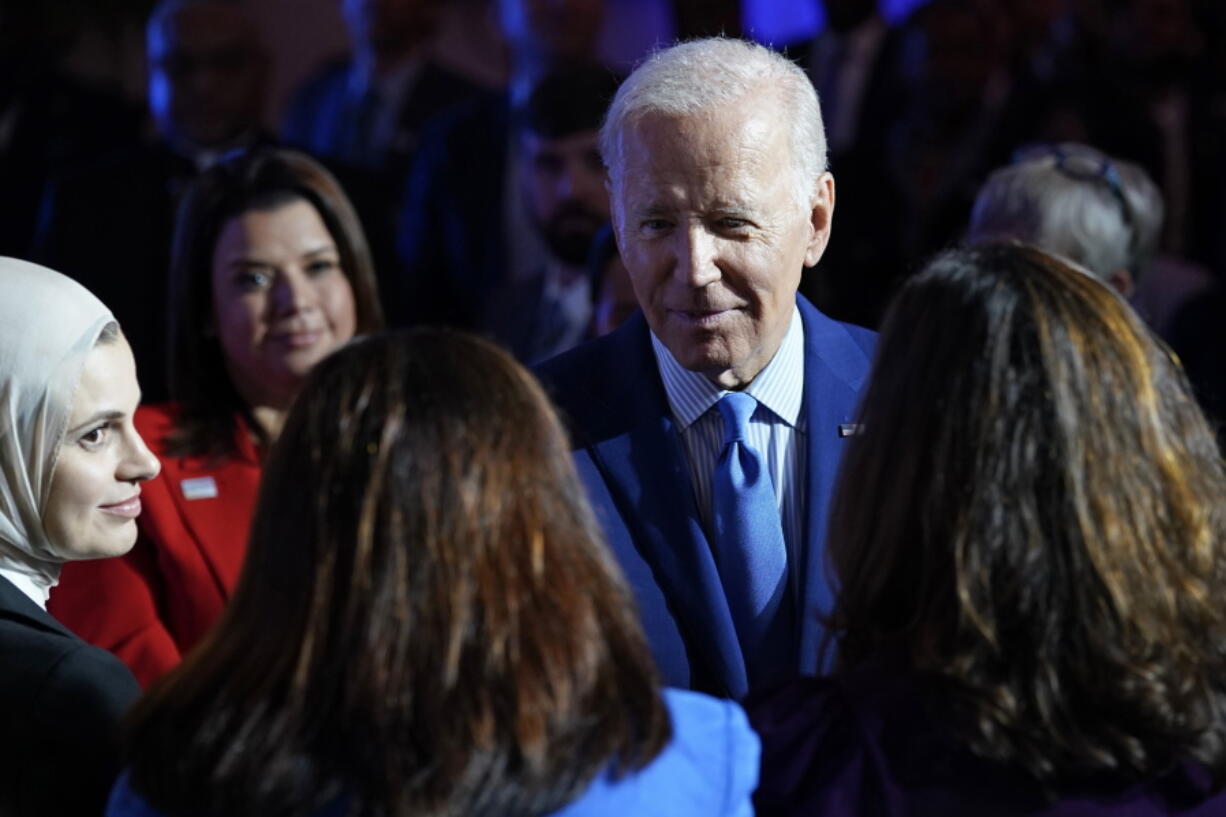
[674,225,720,288]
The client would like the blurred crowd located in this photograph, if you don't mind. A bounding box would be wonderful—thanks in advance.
[7,0,1226,366]
[5,2,1226,815]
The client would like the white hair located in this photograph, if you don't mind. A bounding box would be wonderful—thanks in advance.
[967,146,1164,284]
[600,37,827,207]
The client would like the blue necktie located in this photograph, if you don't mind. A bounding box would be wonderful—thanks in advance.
[711,392,791,679]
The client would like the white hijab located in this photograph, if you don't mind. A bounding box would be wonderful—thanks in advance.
[0,258,115,596]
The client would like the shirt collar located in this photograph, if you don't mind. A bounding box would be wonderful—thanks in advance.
[651,306,806,431]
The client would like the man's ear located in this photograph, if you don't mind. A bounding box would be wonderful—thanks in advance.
[804,172,835,268]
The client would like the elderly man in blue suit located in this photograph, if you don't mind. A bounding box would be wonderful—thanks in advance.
[537,37,876,700]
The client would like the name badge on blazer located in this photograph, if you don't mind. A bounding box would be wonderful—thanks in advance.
[180,477,219,500]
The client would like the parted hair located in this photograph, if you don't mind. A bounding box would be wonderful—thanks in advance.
[165,147,383,458]
[826,242,1226,788]
[124,329,671,817]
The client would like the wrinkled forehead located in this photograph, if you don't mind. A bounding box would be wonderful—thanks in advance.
[609,103,792,197]
[609,88,789,166]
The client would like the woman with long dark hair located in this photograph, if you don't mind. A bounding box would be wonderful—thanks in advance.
[106,330,758,817]
[751,243,1226,815]
[51,148,384,686]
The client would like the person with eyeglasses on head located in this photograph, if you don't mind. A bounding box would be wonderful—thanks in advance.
[966,142,1164,300]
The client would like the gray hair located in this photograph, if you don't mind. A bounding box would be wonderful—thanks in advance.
[967,144,1164,284]
[600,37,827,207]
[1116,159,1164,280]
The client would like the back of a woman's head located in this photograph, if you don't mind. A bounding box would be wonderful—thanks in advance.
[828,242,1226,787]
[126,330,668,817]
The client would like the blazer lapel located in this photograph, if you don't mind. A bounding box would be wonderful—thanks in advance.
[577,318,748,697]
[797,297,874,673]
[590,416,749,697]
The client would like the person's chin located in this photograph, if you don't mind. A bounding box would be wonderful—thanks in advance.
[71,527,138,561]
[665,334,736,375]
[274,342,335,374]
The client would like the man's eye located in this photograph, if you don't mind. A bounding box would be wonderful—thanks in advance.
[641,219,672,233]
[718,217,750,231]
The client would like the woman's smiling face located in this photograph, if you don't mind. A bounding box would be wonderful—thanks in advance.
[210,197,357,410]
[44,334,160,559]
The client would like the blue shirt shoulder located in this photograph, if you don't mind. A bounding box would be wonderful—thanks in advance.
[552,688,759,817]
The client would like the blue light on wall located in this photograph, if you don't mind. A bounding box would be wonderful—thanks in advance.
[743,0,932,46]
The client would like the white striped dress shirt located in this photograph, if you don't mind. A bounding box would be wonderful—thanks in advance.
[650,307,807,558]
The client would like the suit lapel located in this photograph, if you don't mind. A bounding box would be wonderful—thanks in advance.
[579,319,748,697]
[796,298,873,672]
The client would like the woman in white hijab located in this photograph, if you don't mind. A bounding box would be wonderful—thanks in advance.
[0,257,160,817]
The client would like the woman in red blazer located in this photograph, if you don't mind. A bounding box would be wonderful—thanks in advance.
[50,149,384,686]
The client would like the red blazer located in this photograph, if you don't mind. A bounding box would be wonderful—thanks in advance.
[49,404,261,687]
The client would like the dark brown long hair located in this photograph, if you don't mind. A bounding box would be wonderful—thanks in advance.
[124,329,671,817]
[166,147,383,457]
[827,242,1226,788]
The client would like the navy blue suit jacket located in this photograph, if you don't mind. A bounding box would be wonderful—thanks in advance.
[537,296,876,699]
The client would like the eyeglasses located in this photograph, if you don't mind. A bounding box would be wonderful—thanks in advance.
[1011,143,1135,236]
